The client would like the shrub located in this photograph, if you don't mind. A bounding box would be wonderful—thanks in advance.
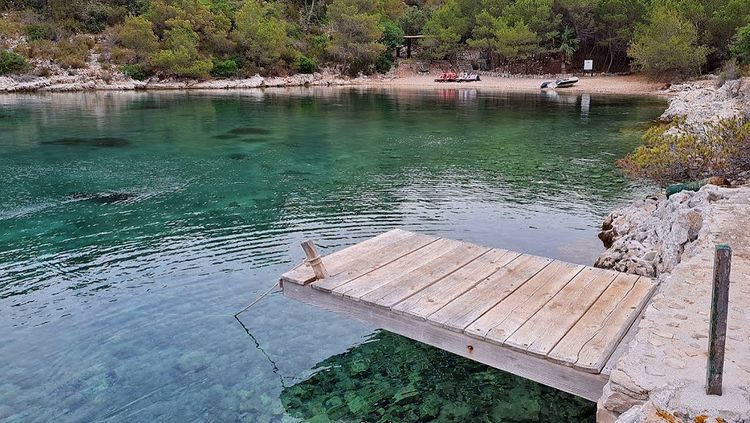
[211,58,238,77]
[54,37,94,69]
[121,63,150,80]
[295,54,317,74]
[619,117,750,183]
[25,23,55,41]
[26,39,56,60]
[150,48,213,78]
[716,59,740,88]
[0,49,30,75]
[375,52,393,74]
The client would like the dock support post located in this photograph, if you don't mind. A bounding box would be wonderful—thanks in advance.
[301,240,329,280]
[706,244,731,395]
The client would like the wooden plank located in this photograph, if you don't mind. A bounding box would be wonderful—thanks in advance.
[312,233,439,292]
[428,254,553,332]
[359,243,490,308]
[391,249,520,320]
[550,275,656,372]
[465,261,584,341]
[282,281,608,401]
[503,267,617,358]
[281,229,413,284]
[545,272,640,368]
[333,238,464,299]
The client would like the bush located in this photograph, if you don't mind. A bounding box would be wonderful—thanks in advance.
[210,58,238,77]
[619,117,750,183]
[25,23,55,41]
[0,49,30,75]
[716,59,740,88]
[375,52,393,74]
[54,37,94,69]
[121,63,150,80]
[150,48,213,78]
[295,54,317,74]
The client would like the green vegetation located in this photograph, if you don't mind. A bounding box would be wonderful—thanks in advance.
[0,0,748,78]
[628,6,708,78]
[619,118,750,183]
[0,49,30,75]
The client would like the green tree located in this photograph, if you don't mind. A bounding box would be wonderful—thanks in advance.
[326,0,385,75]
[557,26,579,73]
[399,5,429,36]
[421,0,468,59]
[730,24,750,66]
[628,6,708,77]
[116,15,159,62]
[467,11,539,63]
[235,0,290,70]
[150,19,213,77]
[594,0,647,72]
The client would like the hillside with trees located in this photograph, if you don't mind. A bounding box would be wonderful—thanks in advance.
[0,0,749,80]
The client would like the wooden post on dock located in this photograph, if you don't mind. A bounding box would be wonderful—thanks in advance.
[706,244,731,395]
[301,240,329,280]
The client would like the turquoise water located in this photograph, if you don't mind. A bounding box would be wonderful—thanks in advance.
[0,88,664,422]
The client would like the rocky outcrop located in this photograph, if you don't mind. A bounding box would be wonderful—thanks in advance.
[594,187,724,277]
[597,185,750,423]
[661,77,750,125]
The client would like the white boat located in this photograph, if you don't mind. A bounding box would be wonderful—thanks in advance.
[541,76,579,89]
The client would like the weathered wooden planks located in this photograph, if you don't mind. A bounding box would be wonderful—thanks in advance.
[279,229,656,391]
[390,249,519,319]
[282,229,414,285]
[503,267,617,357]
[549,275,656,372]
[429,254,552,332]
[466,261,584,342]
[359,242,490,308]
[312,232,438,292]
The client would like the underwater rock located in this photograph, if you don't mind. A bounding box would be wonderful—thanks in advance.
[227,127,271,135]
[227,153,250,161]
[43,137,130,147]
[212,134,240,140]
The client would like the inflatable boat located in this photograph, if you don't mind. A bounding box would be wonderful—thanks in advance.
[540,77,579,89]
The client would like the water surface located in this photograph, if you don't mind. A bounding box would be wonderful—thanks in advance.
[0,88,664,422]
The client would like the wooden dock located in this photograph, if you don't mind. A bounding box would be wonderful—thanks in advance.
[280,229,656,401]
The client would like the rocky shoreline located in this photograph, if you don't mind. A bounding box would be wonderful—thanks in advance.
[594,78,749,279]
[0,67,364,93]
[595,78,750,422]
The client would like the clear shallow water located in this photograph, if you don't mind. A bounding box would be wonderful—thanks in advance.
[0,88,664,422]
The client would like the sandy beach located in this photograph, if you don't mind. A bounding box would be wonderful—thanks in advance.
[362,74,667,96]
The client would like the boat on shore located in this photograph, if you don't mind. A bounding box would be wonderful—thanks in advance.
[541,76,579,89]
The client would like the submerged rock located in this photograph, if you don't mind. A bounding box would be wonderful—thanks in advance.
[227,127,271,135]
[212,134,240,140]
[43,137,130,147]
[227,153,250,161]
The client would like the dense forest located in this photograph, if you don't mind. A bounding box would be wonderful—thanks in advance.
[0,0,749,79]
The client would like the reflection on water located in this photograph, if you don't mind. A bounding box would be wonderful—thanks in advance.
[0,88,664,422]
